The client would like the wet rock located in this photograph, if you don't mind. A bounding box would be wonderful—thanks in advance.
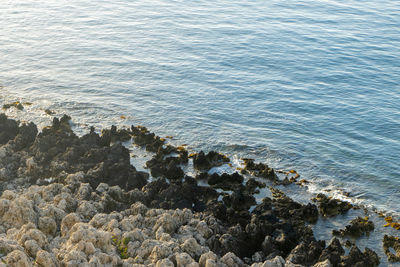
[270,188,318,224]
[193,151,230,170]
[0,114,383,267]
[0,114,19,145]
[12,122,38,151]
[318,238,344,266]
[223,190,256,212]
[197,172,245,191]
[332,216,374,237]
[242,159,277,182]
[3,101,24,111]
[131,125,161,150]
[312,194,352,217]
[146,145,188,181]
[245,178,266,194]
[286,241,325,266]
[101,125,132,144]
[383,235,400,262]
[44,109,55,115]
[143,177,218,211]
[339,245,379,267]
[146,154,185,180]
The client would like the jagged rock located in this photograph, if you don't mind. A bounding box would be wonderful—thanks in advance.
[312,259,332,267]
[199,251,218,267]
[0,114,383,267]
[5,250,31,267]
[176,252,196,266]
[0,114,19,145]
[220,252,247,267]
[193,151,230,170]
[250,256,285,267]
[339,246,379,267]
[312,194,352,217]
[242,159,277,182]
[318,238,344,266]
[61,213,81,236]
[156,258,175,267]
[36,250,58,267]
[286,241,325,266]
[13,122,38,151]
[181,237,206,259]
[383,235,400,262]
[332,216,374,237]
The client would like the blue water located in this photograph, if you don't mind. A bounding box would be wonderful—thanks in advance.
[0,0,399,216]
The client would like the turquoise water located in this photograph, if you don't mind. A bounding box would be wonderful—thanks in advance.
[0,0,399,214]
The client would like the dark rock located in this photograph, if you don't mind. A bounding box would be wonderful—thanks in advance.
[383,235,400,262]
[131,125,164,152]
[206,200,227,221]
[245,178,266,194]
[286,241,325,266]
[3,101,24,110]
[101,125,131,144]
[142,177,219,210]
[270,188,318,224]
[193,150,230,170]
[243,159,277,181]
[146,153,186,180]
[0,113,383,266]
[208,172,244,186]
[339,246,380,267]
[332,216,374,237]
[12,122,38,150]
[313,193,353,217]
[0,114,19,145]
[318,238,345,266]
[223,190,256,211]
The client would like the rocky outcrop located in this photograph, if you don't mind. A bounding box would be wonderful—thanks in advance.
[332,217,374,237]
[0,114,382,266]
[193,151,230,171]
[312,194,353,217]
[383,235,400,262]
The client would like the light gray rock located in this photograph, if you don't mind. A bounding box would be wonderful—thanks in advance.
[312,259,332,267]
[61,213,81,237]
[220,252,246,267]
[38,216,57,236]
[36,250,58,267]
[5,250,31,267]
[176,252,195,267]
[155,258,175,267]
[199,251,218,267]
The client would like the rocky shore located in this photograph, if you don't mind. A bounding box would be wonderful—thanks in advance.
[0,113,395,266]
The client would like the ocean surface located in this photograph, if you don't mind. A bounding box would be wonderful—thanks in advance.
[0,0,399,218]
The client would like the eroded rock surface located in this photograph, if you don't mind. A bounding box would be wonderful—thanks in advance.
[0,114,381,266]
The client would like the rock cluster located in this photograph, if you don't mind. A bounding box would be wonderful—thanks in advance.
[0,114,148,192]
[0,114,382,266]
[332,217,374,238]
[382,235,400,262]
[192,151,230,171]
[312,194,353,217]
